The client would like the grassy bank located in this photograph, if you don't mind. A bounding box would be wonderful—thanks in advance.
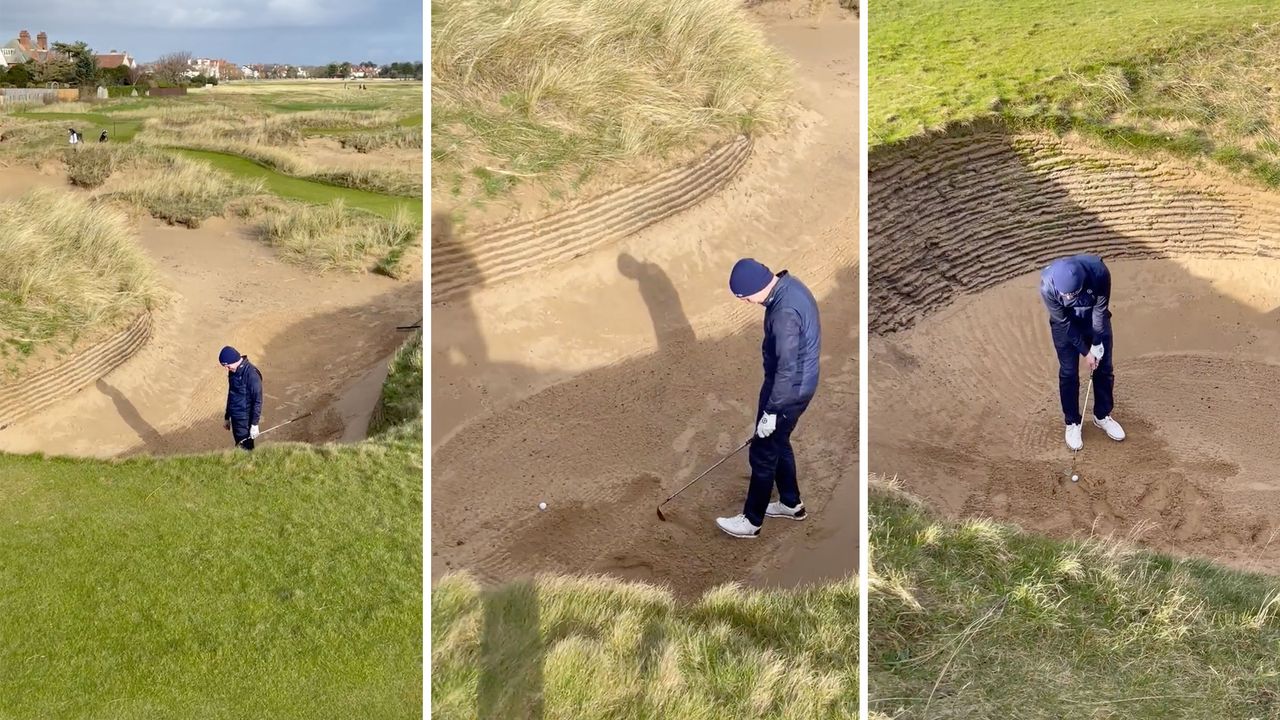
[867,477,1280,719]
[0,187,160,374]
[432,572,857,719]
[0,335,424,719]
[431,0,790,212]
[257,199,421,275]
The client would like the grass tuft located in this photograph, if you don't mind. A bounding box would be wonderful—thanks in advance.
[259,200,422,274]
[109,155,264,228]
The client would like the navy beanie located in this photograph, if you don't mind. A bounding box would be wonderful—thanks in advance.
[729,258,774,298]
[1049,259,1084,295]
[218,346,240,365]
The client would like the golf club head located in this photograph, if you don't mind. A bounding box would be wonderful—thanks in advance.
[656,506,667,522]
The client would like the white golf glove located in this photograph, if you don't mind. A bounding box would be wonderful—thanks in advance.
[756,412,777,438]
[1089,343,1104,361]
[250,424,260,439]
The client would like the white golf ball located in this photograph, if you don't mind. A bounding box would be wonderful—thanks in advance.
[539,502,547,511]
[1071,474,1079,482]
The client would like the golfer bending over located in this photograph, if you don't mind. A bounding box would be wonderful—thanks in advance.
[1040,254,1125,450]
[219,345,263,451]
[717,258,821,539]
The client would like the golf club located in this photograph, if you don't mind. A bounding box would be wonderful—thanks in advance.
[236,411,314,447]
[656,436,753,521]
[1069,371,1094,482]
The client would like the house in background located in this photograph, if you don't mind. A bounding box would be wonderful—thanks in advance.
[95,50,137,70]
[2,30,48,67]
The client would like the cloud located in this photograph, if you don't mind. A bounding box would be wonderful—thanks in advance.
[14,0,413,30]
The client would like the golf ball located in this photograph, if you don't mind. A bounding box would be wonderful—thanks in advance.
[1071,474,1079,482]
[539,502,547,511]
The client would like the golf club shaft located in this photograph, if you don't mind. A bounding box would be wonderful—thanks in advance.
[236,412,313,446]
[660,437,752,505]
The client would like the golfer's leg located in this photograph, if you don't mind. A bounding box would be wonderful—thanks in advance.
[743,435,779,526]
[231,419,253,451]
[1093,334,1115,419]
[1056,342,1081,425]
[773,409,804,508]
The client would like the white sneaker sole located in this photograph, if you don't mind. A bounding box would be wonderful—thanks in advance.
[716,523,759,539]
[1092,418,1124,441]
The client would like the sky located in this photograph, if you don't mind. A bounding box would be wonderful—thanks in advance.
[1,0,423,66]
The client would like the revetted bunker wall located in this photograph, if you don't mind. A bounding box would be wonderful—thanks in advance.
[868,121,1280,336]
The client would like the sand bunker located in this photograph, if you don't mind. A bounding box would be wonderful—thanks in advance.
[431,9,859,598]
[0,175,422,458]
[870,121,1280,574]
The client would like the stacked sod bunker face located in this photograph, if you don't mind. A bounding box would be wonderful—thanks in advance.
[869,118,1280,573]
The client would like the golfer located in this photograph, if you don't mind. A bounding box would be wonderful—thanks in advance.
[67,128,79,148]
[1040,254,1125,450]
[716,258,821,538]
[219,346,263,450]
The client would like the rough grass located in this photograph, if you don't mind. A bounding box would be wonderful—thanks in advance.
[431,0,791,210]
[870,1,1280,147]
[340,126,424,153]
[368,330,422,436]
[0,334,423,719]
[109,155,264,228]
[432,572,858,719]
[258,199,422,275]
[0,187,159,368]
[867,476,1280,719]
[64,143,150,188]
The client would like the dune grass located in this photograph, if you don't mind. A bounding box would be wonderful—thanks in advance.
[867,476,1280,719]
[258,199,422,275]
[432,571,858,719]
[431,0,791,211]
[108,154,264,228]
[340,126,424,153]
[0,334,423,719]
[0,187,160,370]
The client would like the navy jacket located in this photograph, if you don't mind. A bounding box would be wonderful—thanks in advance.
[1039,254,1112,356]
[759,271,821,413]
[225,356,264,425]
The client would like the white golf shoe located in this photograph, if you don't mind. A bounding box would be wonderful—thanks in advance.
[716,514,761,538]
[1093,415,1126,441]
[765,501,807,520]
[1065,423,1083,451]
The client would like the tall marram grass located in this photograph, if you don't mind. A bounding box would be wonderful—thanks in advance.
[432,572,857,719]
[260,200,421,275]
[431,0,791,207]
[110,155,264,228]
[867,475,1280,719]
[0,187,159,364]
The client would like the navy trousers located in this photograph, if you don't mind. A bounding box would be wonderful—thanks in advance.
[743,399,811,526]
[1055,329,1114,426]
[230,417,255,451]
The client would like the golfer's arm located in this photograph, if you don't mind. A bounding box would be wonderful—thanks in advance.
[250,374,263,425]
[765,312,802,412]
[1042,291,1088,355]
[1091,269,1112,342]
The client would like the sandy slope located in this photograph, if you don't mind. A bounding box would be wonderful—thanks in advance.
[0,173,422,458]
[431,6,860,598]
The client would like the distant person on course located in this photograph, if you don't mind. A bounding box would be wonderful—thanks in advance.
[67,128,79,148]
[99,130,108,143]
[1040,254,1125,450]
[716,258,822,539]
[219,346,263,451]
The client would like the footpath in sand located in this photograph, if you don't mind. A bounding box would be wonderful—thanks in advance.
[0,170,422,458]
[431,6,860,599]
[870,122,1280,576]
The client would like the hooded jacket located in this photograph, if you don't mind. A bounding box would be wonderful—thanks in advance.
[1039,254,1112,356]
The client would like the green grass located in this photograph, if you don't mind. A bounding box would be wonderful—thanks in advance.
[172,149,423,219]
[867,478,1280,719]
[870,1,1280,147]
[0,187,160,372]
[431,0,790,212]
[14,111,145,142]
[432,572,858,719]
[0,335,424,719]
[368,330,422,436]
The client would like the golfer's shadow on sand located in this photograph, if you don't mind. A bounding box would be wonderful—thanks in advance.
[97,379,163,447]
